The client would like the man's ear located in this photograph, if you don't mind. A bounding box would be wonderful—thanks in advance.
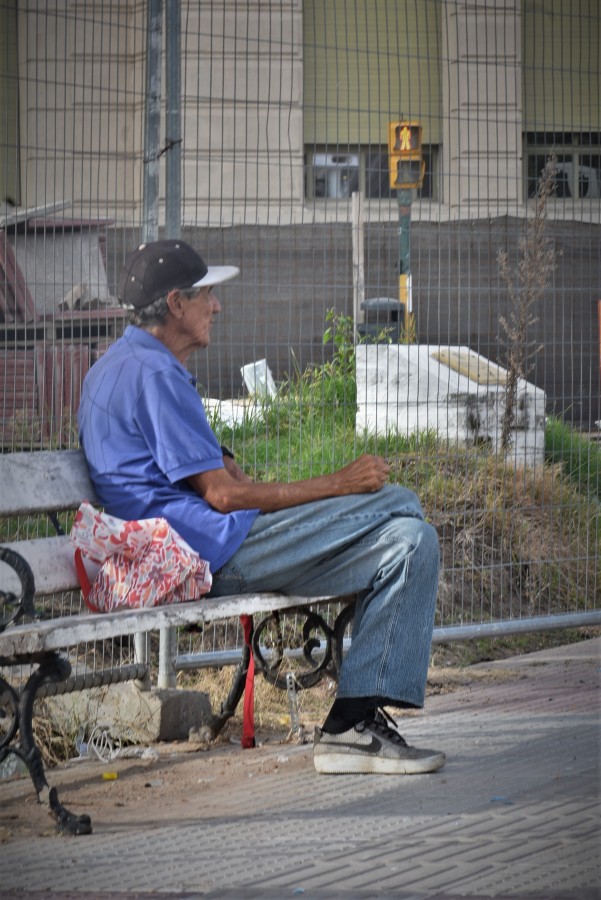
[166,289,185,318]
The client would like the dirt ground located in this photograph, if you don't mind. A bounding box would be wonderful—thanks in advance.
[0,663,521,842]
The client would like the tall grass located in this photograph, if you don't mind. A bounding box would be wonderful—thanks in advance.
[2,314,598,622]
[545,415,600,500]
[208,313,600,622]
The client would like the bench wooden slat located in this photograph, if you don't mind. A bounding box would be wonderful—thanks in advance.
[0,593,339,660]
[2,535,83,596]
[0,449,98,515]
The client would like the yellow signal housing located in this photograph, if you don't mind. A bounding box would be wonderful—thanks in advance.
[388,121,425,190]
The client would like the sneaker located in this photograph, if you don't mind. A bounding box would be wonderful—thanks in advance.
[313,708,446,775]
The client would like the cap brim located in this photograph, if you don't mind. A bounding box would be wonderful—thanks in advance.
[192,265,240,288]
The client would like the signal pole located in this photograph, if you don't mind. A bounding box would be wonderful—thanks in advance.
[388,121,425,339]
[397,188,413,337]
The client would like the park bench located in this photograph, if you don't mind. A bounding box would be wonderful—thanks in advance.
[0,449,353,835]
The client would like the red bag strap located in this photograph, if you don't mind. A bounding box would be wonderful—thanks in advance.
[74,548,97,612]
[240,614,256,749]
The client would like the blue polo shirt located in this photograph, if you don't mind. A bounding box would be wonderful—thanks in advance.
[78,326,258,571]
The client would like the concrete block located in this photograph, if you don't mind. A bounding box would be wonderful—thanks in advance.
[45,683,212,745]
[356,344,546,467]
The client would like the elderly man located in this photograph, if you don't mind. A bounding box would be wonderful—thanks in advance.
[78,239,445,775]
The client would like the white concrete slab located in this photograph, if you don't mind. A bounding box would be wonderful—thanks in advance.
[356,344,546,466]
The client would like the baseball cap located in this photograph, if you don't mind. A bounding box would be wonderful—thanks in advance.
[117,239,239,310]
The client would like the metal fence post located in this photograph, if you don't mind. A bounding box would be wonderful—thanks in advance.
[142,0,163,243]
[158,626,178,689]
[134,633,151,691]
[165,0,181,239]
[137,0,163,689]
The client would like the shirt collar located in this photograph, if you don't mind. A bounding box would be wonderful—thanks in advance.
[123,325,196,384]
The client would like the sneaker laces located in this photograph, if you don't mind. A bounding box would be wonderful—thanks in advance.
[358,707,408,746]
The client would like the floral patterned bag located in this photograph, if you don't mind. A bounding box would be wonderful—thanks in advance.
[70,501,212,613]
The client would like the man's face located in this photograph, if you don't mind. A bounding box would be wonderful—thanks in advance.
[179,285,221,348]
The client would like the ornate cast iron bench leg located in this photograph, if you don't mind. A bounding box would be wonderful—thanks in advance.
[206,637,252,738]
[1,654,93,835]
[204,599,356,740]
[251,597,356,690]
[1,546,92,834]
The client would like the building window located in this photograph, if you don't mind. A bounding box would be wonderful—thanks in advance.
[305,146,438,201]
[525,133,601,200]
[310,152,360,199]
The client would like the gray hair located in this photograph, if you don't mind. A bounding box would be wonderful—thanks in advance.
[126,286,204,327]
[126,292,171,327]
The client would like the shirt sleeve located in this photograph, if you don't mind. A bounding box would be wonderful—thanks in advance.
[134,367,224,482]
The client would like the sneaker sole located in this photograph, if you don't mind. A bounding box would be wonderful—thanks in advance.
[314,751,446,775]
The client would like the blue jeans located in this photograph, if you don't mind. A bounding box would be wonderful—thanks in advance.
[209,485,439,709]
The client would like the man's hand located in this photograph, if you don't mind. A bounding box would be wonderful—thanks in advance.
[333,454,391,494]
[187,453,390,514]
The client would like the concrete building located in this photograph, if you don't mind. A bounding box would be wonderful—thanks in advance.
[1,0,599,426]
[3,1,598,226]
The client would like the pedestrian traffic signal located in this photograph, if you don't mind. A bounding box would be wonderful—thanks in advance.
[390,158,426,190]
[390,122,422,155]
[388,121,425,189]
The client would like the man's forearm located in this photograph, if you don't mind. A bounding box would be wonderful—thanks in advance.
[191,471,347,513]
[187,454,391,514]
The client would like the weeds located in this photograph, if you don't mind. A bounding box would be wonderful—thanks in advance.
[211,322,600,628]
[545,415,601,500]
[497,155,558,451]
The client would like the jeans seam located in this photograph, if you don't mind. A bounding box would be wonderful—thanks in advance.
[263,509,423,536]
[211,562,247,594]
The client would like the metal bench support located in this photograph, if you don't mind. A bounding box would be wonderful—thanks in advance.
[1,653,93,835]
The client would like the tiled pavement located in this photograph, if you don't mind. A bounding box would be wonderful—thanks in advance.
[1,638,599,899]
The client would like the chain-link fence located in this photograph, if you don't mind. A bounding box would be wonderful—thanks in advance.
[1,1,599,683]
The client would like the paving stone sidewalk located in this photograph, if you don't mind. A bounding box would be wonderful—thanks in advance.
[1,637,600,899]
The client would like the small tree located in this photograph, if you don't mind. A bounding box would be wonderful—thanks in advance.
[497,155,558,452]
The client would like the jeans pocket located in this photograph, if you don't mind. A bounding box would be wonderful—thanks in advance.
[209,562,247,597]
